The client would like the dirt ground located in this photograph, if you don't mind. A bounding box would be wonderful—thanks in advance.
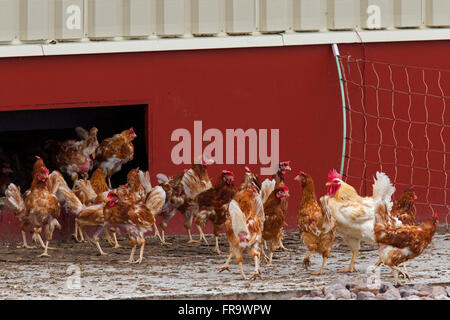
[0,228,448,300]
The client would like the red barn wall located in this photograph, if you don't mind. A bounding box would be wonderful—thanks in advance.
[0,41,448,241]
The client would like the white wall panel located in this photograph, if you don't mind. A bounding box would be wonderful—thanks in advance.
[259,0,286,33]
[20,0,51,41]
[327,0,358,30]
[0,0,18,41]
[123,0,151,37]
[156,0,184,36]
[426,0,450,27]
[293,0,322,31]
[394,0,422,28]
[88,0,123,38]
[225,0,254,34]
[55,0,84,40]
[191,0,220,35]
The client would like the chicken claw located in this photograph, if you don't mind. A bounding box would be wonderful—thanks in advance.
[217,265,231,273]
[310,270,325,275]
[38,252,50,258]
[302,256,311,270]
[250,271,262,281]
[338,266,358,273]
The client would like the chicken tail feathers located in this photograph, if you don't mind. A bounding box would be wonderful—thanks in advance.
[145,185,166,215]
[260,178,276,204]
[56,185,84,215]
[372,172,395,211]
[156,173,169,185]
[139,170,152,194]
[5,183,25,215]
[229,200,250,246]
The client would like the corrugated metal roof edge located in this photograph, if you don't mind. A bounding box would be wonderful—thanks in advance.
[0,28,449,58]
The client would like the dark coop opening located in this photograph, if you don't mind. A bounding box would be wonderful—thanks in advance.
[0,105,148,195]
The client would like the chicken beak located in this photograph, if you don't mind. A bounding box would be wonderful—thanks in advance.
[325,182,331,186]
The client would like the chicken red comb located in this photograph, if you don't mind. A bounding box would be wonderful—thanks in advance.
[35,156,41,160]
[107,192,118,199]
[432,211,439,219]
[280,161,291,166]
[410,185,415,190]
[222,170,234,177]
[42,167,49,175]
[245,166,251,172]
[279,186,289,193]
[327,169,342,182]
[129,127,134,133]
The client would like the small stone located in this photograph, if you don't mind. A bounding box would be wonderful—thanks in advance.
[350,292,357,299]
[398,286,413,298]
[446,286,450,297]
[431,286,447,298]
[412,284,433,295]
[333,288,352,300]
[382,288,401,300]
[323,279,346,296]
[404,295,422,300]
[310,288,324,297]
[357,291,376,300]
[379,282,396,293]
[301,295,324,300]
[412,290,431,297]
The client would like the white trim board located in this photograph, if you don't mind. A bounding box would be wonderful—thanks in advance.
[0,28,450,58]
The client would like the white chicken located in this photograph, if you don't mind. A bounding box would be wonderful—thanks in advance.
[320,169,397,273]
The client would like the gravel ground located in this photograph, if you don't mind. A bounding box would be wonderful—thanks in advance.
[0,229,448,300]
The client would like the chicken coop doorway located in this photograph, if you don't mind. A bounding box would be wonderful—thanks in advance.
[0,104,149,194]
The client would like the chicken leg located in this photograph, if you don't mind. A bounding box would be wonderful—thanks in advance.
[338,250,359,273]
[214,236,222,255]
[311,256,328,275]
[133,243,145,264]
[120,246,137,263]
[38,241,51,257]
[21,231,35,249]
[217,252,233,273]
[250,256,262,280]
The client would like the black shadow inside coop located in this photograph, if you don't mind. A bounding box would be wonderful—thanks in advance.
[0,104,148,193]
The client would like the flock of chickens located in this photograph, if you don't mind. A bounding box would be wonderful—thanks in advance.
[1,126,439,284]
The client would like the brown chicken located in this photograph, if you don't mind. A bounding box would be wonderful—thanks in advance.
[90,167,110,195]
[262,186,290,266]
[391,187,417,226]
[219,187,263,280]
[47,127,99,181]
[75,167,149,249]
[154,159,214,245]
[295,171,336,275]
[260,161,291,251]
[95,127,136,188]
[193,170,237,254]
[373,205,438,284]
[103,191,156,263]
[4,163,76,250]
[24,157,62,257]
[4,183,36,249]
[72,178,97,206]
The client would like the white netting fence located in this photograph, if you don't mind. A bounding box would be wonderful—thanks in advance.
[337,54,450,225]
